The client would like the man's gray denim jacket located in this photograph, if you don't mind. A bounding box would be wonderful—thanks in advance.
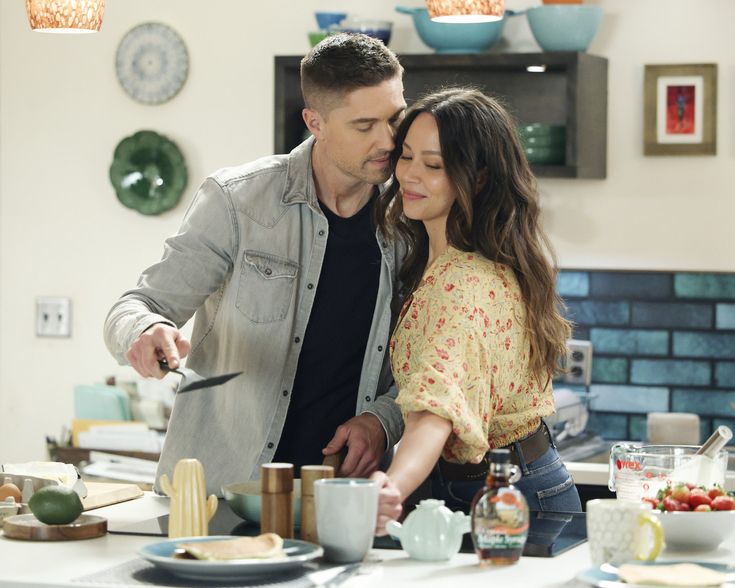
[104,138,403,496]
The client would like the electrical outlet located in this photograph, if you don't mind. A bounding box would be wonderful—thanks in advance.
[36,297,71,337]
[563,339,593,386]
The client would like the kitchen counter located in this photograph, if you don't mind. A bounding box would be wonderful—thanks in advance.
[1,494,734,588]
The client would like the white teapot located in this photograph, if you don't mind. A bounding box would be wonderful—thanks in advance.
[386,499,471,561]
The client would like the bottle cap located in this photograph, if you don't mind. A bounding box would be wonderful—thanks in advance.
[261,463,294,493]
[488,448,511,463]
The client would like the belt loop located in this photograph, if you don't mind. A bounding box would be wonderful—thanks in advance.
[542,418,556,449]
[514,440,531,475]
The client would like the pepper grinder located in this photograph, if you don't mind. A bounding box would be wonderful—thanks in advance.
[300,465,334,543]
[261,463,294,538]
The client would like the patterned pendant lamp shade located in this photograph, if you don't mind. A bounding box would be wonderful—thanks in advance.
[25,0,105,33]
[425,0,505,23]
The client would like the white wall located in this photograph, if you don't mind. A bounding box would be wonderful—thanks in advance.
[1,0,733,462]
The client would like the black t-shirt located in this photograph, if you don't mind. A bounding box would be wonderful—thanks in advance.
[273,196,382,469]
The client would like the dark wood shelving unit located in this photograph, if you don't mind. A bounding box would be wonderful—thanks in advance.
[275,52,608,179]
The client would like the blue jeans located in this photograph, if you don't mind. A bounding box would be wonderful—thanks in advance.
[431,428,582,513]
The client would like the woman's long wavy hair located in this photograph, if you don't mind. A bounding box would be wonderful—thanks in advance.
[375,87,571,381]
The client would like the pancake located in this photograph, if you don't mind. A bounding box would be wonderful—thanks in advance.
[177,533,285,561]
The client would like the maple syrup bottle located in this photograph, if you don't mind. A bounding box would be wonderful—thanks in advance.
[470,448,529,566]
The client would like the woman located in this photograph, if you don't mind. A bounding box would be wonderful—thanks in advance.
[372,88,581,535]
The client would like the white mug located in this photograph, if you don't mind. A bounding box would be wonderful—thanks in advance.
[586,498,664,566]
[314,478,378,562]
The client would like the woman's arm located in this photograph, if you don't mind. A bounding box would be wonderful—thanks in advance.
[388,411,452,497]
[372,410,452,535]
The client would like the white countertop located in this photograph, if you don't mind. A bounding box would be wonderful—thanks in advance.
[1,494,734,588]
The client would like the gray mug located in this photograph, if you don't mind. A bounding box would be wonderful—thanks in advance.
[314,478,378,562]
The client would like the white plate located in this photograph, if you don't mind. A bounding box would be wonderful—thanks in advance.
[139,535,323,581]
[575,561,735,588]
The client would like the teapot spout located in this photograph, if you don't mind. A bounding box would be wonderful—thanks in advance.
[386,519,403,540]
[452,511,471,536]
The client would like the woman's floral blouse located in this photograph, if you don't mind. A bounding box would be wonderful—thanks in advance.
[391,247,555,464]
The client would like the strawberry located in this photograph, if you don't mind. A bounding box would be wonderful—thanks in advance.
[671,484,691,504]
[688,489,712,509]
[694,504,712,512]
[708,486,726,500]
[711,495,735,511]
[663,497,684,512]
[642,497,659,509]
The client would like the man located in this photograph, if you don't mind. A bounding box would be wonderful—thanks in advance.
[104,34,407,495]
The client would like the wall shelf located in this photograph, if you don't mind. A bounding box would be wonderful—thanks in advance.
[275,52,608,179]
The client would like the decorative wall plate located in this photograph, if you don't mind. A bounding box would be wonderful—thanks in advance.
[115,22,189,105]
[109,130,187,216]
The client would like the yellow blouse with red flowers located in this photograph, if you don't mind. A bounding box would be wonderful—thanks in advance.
[391,247,555,465]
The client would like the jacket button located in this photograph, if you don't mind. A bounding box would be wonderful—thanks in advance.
[365,396,371,402]
[282,390,289,397]
[307,283,314,289]
[264,268,272,276]
[318,230,325,236]
[294,337,301,343]
[377,345,383,352]
[267,442,274,449]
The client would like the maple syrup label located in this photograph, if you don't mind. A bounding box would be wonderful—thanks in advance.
[475,532,527,551]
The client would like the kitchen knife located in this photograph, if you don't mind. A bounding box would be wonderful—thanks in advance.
[158,360,243,393]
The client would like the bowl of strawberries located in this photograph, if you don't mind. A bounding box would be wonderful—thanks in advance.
[643,484,735,551]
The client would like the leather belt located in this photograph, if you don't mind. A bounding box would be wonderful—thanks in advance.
[436,423,552,482]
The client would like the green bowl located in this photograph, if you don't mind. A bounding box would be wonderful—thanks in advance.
[222,480,302,527]
[521,134,565,148]
[308,31,329,47]
[518,123,566,140]
[524,145,565,165]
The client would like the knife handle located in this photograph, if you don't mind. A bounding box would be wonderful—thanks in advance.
[158,359,184,376]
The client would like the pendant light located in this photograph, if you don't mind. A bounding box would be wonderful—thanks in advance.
[25,0,105,33]
[425,0,505,23]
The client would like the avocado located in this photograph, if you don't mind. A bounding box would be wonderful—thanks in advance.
[28,485,83,525]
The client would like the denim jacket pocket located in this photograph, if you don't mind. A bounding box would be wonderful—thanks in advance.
[236,250,298,323]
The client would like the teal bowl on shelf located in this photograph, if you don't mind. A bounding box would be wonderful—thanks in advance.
[526,5,602,52]
[396,6,517,53]
[518,123,566,141]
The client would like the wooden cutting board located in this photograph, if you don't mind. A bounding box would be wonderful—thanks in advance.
[2,514,107,541]
[81,481,143,511]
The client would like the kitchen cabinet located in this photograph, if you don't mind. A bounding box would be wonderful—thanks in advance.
[274,52,608,179]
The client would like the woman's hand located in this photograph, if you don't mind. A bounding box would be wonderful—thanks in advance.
[370,471,403,536]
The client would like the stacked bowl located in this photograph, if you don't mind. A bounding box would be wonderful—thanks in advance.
[308,11,347,47]
[518,124,565,165]
[526,4,602,51]
[396,6,516,53]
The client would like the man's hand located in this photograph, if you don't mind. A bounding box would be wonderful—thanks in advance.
[370,471,402,536]
[322,413,386,478]
[126,323,191,378]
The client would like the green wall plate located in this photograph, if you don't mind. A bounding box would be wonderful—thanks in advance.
[109,130,187,216]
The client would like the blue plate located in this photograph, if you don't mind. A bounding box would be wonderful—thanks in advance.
[139,535,322,582]
[575,561,735,587]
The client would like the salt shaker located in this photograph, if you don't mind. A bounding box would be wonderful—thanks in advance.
[261,463,294,538]
[300,465,334,543]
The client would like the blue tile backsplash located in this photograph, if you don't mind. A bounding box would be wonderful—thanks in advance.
[558,270,735,442]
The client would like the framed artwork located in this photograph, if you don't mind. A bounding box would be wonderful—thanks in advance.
[643,63,717,156]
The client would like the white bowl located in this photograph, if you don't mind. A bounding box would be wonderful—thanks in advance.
[659,510,735,551]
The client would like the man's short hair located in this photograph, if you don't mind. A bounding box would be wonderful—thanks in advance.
[300,33,403,114]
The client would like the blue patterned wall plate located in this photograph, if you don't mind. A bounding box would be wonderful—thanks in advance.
[109,130,187,216]
[116,22,189,105]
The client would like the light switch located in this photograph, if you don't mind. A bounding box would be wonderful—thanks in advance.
[36,297,71,338]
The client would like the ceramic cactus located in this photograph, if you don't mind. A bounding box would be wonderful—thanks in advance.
[160,458,218,538]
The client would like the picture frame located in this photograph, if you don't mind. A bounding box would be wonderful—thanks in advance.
[643,63,717,156]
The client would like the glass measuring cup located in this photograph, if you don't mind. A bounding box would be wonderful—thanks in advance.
[608,444,728,502]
